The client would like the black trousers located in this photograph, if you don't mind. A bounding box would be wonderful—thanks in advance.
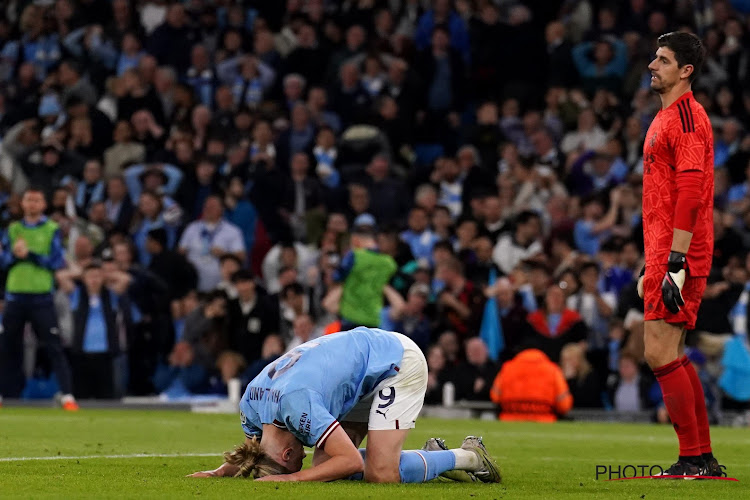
[0,294,73,397]
[69,352,116,399]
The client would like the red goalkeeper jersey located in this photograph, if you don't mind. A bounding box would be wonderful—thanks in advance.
[642,91,714,277]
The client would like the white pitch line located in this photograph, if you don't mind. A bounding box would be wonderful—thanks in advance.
[0,452,219,462]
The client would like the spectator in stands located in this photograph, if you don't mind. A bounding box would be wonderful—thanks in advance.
[490,347,573,422]
[365,154,410,227]
[146,228,198,303]
[545,21,578,88]
[401,206,440,262]
[414,0,471,64]
[607,352,654,412]
[415,25,466,147]
[381,282,432,352]
[106,240,170,394]
[550,229,580,277]
[181,289,227,373]
[147,3,195,73]
[261,241,313,295]
[435,257,484,342]
[517,260,552,313]
[287,313,316,351]
[432,156,464,219]
[240,334,285,387]
[153,339,208,397]
[281,152,324,243]
[526,284,588,363]
[560,108,609,156]
[223,269,278,371]
[74,159,106,217]
[485,277,529,361]
[329,62,370,129]
[185,45,216,108]
[597,238,633,295]
[176,156,222,221]
[215,255,241,300]
[224,175,258,253]
[104,176,135,234]
[560,342,603,408]
[277,282,310,342]
[130,190,177,267]
[436,330,460,366]
[492,210,543,275]
[178,195,245,292]
[566,262,617,367]
[424,345,449,405]
[574,189,622,256]
[479,195,506,243]
[457,145,495,211]
[58,262,130,399]
[572,36,627,95]
[431,206,453,241]
[104,121,146,178]
[454,337,499,401]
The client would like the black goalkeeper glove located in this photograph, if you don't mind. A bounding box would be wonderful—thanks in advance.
[661,251,687,314]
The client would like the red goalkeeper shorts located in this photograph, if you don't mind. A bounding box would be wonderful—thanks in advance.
[643,267,707,330]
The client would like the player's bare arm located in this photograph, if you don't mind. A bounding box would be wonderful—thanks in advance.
[259,426,363,482]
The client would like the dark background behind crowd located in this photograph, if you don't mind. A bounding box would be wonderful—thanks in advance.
[1,0,750,418]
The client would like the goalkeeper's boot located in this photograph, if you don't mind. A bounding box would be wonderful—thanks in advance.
[460,436,502,483]
[654,459,704,479]
[701,457,728,478]
[421,437,478,483]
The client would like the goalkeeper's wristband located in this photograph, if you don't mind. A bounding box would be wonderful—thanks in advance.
[666,251,687,274]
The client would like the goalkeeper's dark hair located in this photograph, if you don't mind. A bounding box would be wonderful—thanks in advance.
[223,437,291,478]
[657,31,705,83]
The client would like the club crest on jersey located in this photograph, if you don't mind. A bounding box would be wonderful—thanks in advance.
[649,132,657,148]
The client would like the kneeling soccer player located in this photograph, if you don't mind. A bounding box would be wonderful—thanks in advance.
[188,327,501,483]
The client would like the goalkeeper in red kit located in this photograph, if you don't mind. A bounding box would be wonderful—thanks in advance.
[637,31,725,478]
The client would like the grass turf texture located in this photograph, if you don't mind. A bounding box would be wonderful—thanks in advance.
[0,408,747,499]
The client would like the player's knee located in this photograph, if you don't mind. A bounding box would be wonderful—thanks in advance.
[644,343,671,369]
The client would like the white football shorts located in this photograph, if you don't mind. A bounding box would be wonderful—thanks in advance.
[344,332,428,431]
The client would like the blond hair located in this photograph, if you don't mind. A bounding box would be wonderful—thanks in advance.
[560,343,592,382]
[223,437,291,478]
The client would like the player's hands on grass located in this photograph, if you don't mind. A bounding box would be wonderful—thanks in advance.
[637,265,645,299]
[661,251,687,313]
[187,462,239,478]
[186,470,219,478]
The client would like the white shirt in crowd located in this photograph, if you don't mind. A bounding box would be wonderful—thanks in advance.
[179,219,245,292]
[491,234,543,275]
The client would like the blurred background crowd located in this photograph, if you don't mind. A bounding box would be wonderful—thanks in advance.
[1,0,750,420]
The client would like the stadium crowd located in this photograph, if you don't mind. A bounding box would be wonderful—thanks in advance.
[0,0,750,420]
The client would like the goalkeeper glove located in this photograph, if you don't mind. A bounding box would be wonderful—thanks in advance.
[661,251,687,314]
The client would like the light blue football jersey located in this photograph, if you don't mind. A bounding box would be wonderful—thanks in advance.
[239,327,405,448]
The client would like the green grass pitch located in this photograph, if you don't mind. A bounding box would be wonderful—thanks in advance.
[0,408,747,499]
